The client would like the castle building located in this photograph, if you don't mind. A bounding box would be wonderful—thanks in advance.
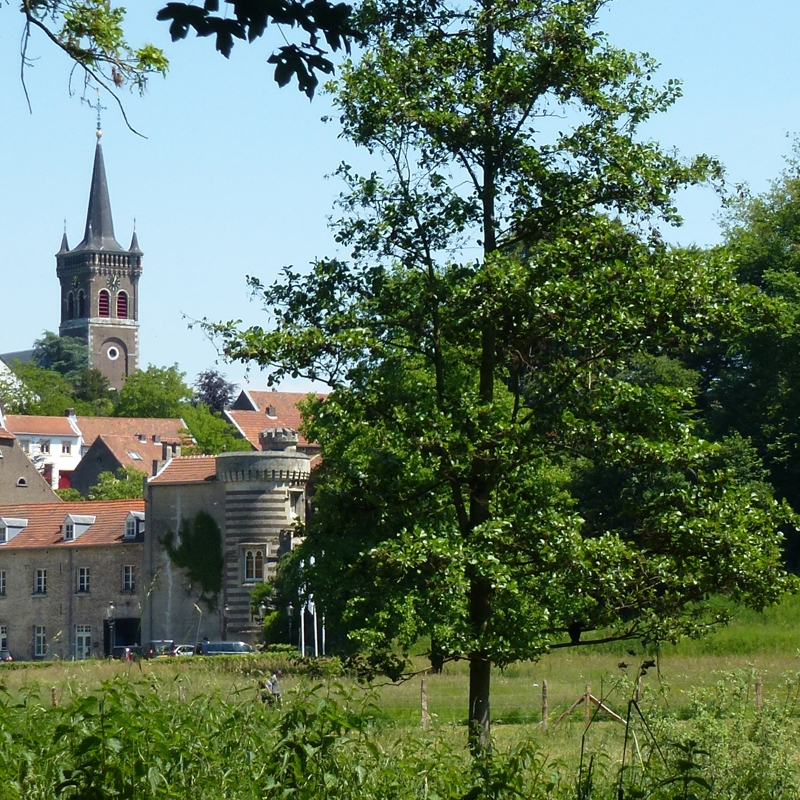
[143,432,310,646]
[56,130,142,390]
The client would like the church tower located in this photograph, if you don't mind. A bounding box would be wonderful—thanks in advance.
[56,128,142,390]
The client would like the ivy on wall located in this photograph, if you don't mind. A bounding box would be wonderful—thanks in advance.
[161,511,224,611]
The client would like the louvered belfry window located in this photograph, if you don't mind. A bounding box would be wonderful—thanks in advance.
[117,291,128,319]
[98,290,110,317]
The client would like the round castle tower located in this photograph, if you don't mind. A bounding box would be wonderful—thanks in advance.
[216,429,311,640]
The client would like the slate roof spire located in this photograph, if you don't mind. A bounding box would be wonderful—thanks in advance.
[57,222,69,254]
[73,128,124,253]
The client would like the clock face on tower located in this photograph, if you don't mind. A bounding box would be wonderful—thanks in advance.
[71,275,80,289]
[107,275,120,291]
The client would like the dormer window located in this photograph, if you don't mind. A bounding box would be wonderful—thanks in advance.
[125,511,145,540]
[0,518,28,544]
[62,515,96,542]
[266,404,277,418]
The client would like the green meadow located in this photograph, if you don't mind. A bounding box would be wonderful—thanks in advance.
[2,595,800,798]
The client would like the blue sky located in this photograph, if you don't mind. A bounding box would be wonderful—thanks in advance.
[1,1,799,394]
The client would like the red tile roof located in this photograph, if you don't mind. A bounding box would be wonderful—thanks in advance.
[2,415,186,446]
[77,417,186,446]
[0,426,14,442]
[149,456,218,485]
[4,415,77,436]
[89,435,165,471]
[0,499,144,548]
[225,390,325,450]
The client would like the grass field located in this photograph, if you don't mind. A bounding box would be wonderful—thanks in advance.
[3,592,800,730]
[0,596,798,798]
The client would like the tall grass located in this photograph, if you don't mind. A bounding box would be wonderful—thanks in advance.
[0,595,799,797]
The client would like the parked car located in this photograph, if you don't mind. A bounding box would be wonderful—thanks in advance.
[145,640,175,658]
[0,650,13,662]
[199,640,254,656]
[112,645,142,661]
[174,644,195,656]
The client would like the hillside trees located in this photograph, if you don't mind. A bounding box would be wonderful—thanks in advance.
[701,152,800,516]
[210,0,793,753]
[113,364,192,418]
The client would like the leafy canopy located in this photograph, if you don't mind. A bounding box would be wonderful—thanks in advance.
[32,331,89,377]
[113,364,192,419]
[16,0,362,111]
[702,147,800,517]
[193,368,237,413]
[88,465,146,500]
[210,0,792,752]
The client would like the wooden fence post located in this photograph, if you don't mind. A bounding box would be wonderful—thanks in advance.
[421,677,430,730]
[541,679,548,729]
[755,676,763,713]
[585,683,591,726]
[51,687,58,708]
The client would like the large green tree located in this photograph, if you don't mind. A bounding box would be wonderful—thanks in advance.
[210,0,792,753]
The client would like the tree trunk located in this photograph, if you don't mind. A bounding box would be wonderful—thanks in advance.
[468,650,492,756]
[467,575,493,756]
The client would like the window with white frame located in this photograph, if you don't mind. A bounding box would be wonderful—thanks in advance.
[19,440,29,453]
[76,567,90,594]
[64,522,74,541]
[75,625,91,659]
[61,440,71,455]
[34,569,46,595]
[0,527,5,545]
[39,440,50,454]
[122,565,135,592]
[124,511,144,540]
[0,625,7,650]
[34,625,46,657]
[244,548,264,582]
[0,571,6,596]
[289,490,305,521]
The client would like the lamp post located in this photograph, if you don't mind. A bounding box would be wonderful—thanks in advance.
[287,603,294,648]
[106,601,116,656]
[223,604,230,641]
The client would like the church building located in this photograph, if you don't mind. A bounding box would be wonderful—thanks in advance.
[56,129,142,390]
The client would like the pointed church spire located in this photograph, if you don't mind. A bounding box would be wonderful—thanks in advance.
[129,226,142,254]
[73,129,124,253]
[58,222,69,254]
